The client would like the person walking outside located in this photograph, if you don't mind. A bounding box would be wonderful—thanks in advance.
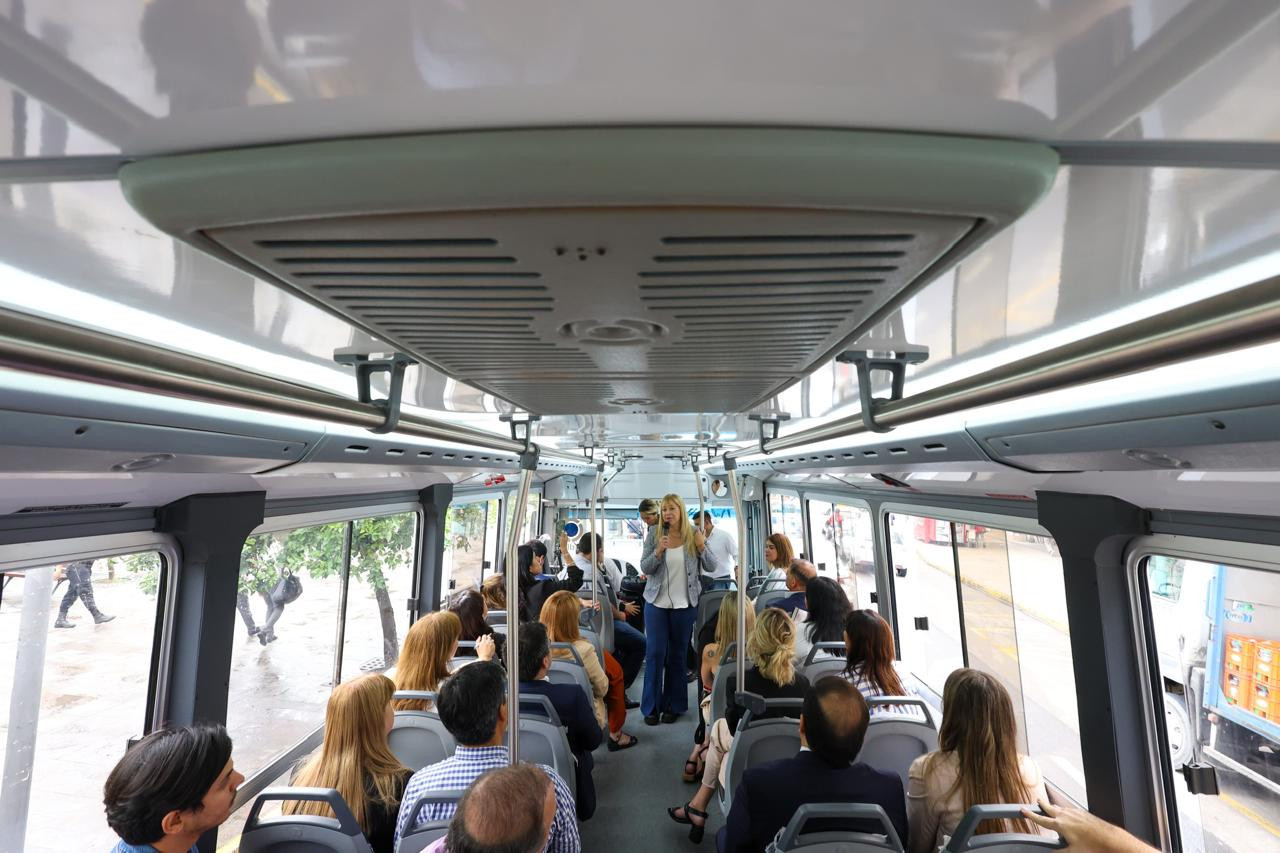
[53,560,114,627]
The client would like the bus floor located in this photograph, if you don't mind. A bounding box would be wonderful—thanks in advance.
[581,675,726,852]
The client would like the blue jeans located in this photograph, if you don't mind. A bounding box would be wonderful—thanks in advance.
[612,619,646,688]
[641,602,697,716]
[702,577,736,591]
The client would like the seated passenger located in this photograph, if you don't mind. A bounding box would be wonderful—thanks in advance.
[682,591,755,782]
[395,611,494,712]
[518,621,604,820]
[283,673,411,853]
[393,661,580,851]
[776,559,817,615]
[450,589,506,661]
[842,609,924,717]
[480,574,506,612]
[761,533,795,583]
[567,532,646,689]
[103,723,244,853]
[668,608,811,843]
[423,763,558,853]
[719,676,908,852]
[791,577,851,667]
[541,590,639,751]
[520,542,583,623]
[907,668,1050,853]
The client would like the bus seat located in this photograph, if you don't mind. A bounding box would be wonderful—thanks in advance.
[765,802,905,852]
[858,698,938,788]
[696,589,734,648]
[389,691,457,772]
[548,642,597,711]
[511,715,578,802]
[486,609,507,625]
[943,805,1066,851]
[519,692,564,726]
[717,694,803,815]
[709,643,738,725]
[579,598,614,661]
[238,787,373,852]
[395,789,467,853]
[799,642,847,682]
[754,588,792,613]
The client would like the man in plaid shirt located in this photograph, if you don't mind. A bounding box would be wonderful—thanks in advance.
[393,661,580,852]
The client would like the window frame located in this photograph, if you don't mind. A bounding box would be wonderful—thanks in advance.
[1125,534,1280,853]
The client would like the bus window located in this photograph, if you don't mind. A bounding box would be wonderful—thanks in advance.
[442,499,495,598]
[1141,555,1280,853]
[341,513,418,680]
[0,551,165,850]
[887,513,964,695]
[807,500,877,611]
[226,523,346,780]
[504,490,542,548]
[768,492,804,554]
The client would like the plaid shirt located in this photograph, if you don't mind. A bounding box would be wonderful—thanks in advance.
[392,745,580,852]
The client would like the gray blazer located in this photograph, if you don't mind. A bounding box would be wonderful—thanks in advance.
[641,523,721,608]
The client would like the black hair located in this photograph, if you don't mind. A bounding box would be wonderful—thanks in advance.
[103,723,233,845]
[575,532,601,556]
[803,676,870,768]
[518,622,551,683]
[447,764,551,853]
[438,661,506,746]
[525,539,548,559]
[516,544,536,594]
[692,510,713,522]
[803,576,853,649]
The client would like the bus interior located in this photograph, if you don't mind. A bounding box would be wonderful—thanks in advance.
[1,2,1279,852]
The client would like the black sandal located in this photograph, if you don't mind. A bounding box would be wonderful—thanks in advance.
[667,803,708,843]
[681,758,698,781]
[609,732,639,751]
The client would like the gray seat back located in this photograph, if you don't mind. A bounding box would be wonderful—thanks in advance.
[486,609,507,625]
[800,641,847,681]
[395,789,467,853]
[766,802,905,852]
[754,588,792,613]
[579,596,615,658]
[718,694,804,814]
[696,589,734,647]
[548,642,597,711]
[389,691,456,771]
[511,715,577,801]
[943,805,1066,851]
[519,692,563,726]
[858,698,938,788]
[709,643,738,724]
[239,787,373,852]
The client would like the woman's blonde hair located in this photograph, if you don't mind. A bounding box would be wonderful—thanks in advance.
[284,674,407,832]
[481,574,506,610]
[929,668,1036,836]
[660,493,696,553]
[713,591,755,652]
[747,607,797,686]
[540,590,583,644]
[394,610,461,711]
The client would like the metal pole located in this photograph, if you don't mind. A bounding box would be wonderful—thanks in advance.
[0,566,55,850]
[332,521,354,686]
[724,457,748,687]
[729,272,1280,458]
[504,462,534,766]
[0,308,586,463]
[692,460,707,586]
[589,463,604,608]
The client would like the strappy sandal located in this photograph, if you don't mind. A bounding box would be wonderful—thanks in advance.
[681,758,699,781]
[608,732,639,751]
[666,803,709,843]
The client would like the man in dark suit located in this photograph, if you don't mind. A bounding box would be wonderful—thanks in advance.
[718,676,907,853]
[776,559,817,615]
[518,622,604,821]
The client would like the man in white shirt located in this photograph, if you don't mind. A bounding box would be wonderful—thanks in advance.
[695,511,738,590]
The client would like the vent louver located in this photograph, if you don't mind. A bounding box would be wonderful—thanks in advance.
[120,128,1058,415]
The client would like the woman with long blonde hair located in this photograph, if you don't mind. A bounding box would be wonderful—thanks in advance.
[679,591,756,782]
[283,674,411,853]
[393,610,493,712]
[906,668,1049,853]
[667,608,810,843]
[540,590,638,750]
[640,493,723,726]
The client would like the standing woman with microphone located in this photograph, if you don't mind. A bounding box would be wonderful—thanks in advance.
[640,493,722,725]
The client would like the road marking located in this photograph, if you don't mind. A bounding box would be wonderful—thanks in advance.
[1221,792,1280,838]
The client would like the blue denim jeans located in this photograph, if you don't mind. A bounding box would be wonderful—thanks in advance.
[641,602,697,716]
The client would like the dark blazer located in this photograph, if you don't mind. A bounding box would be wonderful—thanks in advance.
[776,591,807,615]
[718,750,907,853]
[522,565,584,622]
[519,678,603,820]
[724,667,811,735]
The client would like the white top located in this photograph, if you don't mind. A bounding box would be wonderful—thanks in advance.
[568,552,623,591]
[661,546,691,609]
[702,527,737,579]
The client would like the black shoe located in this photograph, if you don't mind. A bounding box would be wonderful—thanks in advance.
[644,714,660,726]
[54,616,75,628]
[660,712,678,724]
[625,699,640,710]
[93,613,115,624]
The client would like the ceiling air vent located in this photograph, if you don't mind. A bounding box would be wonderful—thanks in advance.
[120,128,1057,415]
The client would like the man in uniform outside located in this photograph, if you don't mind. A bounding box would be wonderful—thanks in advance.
[53,559,114,627]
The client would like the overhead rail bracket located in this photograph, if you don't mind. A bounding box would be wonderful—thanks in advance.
[836,346,929,433]
[748,413,791,455]
[499,413,542,455]
[332,351,416,434]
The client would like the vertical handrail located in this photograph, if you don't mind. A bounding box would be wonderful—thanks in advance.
[332,521,354,687]
[504,465,534,766]
[589,464,604,608]
[692,459,706,587]
[724,457,748,687]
